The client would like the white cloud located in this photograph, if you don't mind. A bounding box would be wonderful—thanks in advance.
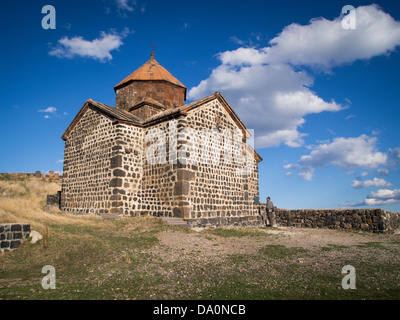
[112,0,144,17]
[38,107,57,118]
[349,188,400,206]
[189,57,343,148]
[284,135,388,180]
[49,29,131,62]
[369,189,400,200]
[37,106,70,119]
[116,0,136,12]
[351,177,393,189]
[230,36,246,46]
[264,4,400,69]
[189,5,400,149]
[38,107,57,113]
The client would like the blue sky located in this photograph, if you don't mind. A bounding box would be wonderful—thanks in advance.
[1,0,400,211]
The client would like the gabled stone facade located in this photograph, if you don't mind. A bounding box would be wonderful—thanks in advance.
[60,53,263,227]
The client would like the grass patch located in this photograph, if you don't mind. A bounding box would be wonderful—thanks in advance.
[227,253,253,264]
[356,242,388,250]
[321,244,350,252]
[259,245,309,259]
[204,227,267,238]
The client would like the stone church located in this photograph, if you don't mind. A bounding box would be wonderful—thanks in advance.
[60,51,263,227]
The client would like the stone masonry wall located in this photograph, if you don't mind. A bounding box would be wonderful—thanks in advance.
[130,104,165,121]
[116,81,185,112]
[61,108,120,214]
[138,98,261,225]
[141,120,179,217]
[61,98,261,225]
[0,223,31,253]
[179,100,261,227]
[111,123,144,215]
[259,205,400,233]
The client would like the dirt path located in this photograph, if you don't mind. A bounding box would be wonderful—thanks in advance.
[150,226,400,265]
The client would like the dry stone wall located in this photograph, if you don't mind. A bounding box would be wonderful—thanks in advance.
[259,205,400,233]
[0,223,31,253]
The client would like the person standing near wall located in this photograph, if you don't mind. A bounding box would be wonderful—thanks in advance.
[265,197,275,227]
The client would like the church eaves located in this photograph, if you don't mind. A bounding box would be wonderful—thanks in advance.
[61,99,143,141]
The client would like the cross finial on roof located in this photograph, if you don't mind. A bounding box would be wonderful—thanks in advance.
[150,43,155,60]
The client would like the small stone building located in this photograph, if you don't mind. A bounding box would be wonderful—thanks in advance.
[60,52,263,227]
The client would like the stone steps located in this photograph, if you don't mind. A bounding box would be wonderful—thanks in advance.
[160,217,190,227]
[98,213,123,220]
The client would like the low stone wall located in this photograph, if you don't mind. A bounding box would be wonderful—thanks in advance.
[0,223,31,253]
[259,205,400,233]
[47,191,61,207]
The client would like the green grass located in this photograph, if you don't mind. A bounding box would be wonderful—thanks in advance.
[259,245,309,259]
[356,242,388,250]
[204,227,269,238]
[321,244,350,252]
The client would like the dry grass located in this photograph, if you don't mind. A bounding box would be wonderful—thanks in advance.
[0,181,27,197]
[0,174,106,234]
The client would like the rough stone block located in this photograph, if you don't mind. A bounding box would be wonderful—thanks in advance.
[173,207,182,218]
[110,155,122,169]
[10,240,21,249]
[13,232,23,240]
[177,169,196,181]
[1,241,10,248]
[110,178,123,188]
[113,169,126,177]
[112,188,126,195]
[11,224,22,232]
[174,181,190,196]
[47,194,60,206]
